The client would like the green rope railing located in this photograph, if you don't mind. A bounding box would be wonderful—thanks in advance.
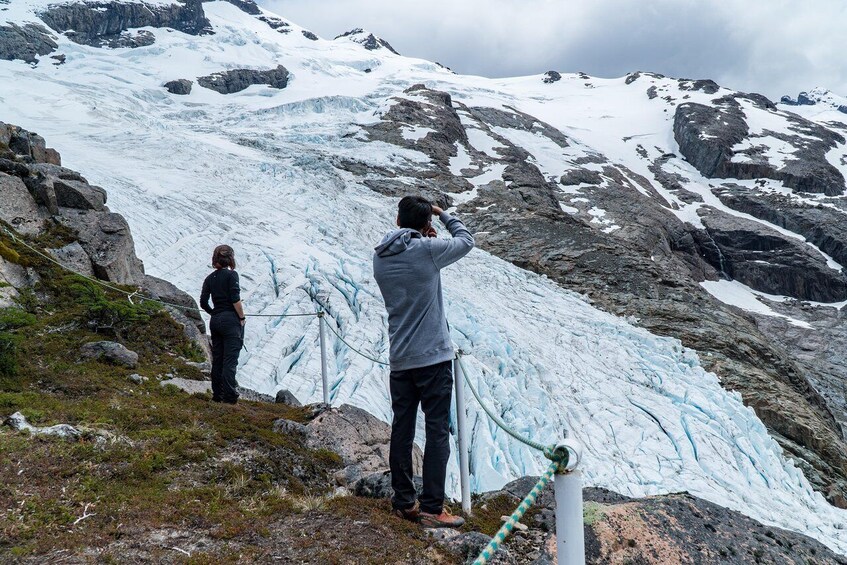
[473,457,565,565]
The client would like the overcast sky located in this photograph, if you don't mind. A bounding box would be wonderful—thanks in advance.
[258,0,847,100]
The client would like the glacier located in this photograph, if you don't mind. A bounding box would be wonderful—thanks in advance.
[1,0,847,553]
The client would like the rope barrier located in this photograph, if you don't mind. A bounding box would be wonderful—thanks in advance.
[321,315,390,366]
[473,457,564,565]
[2,224,574,563]
[0,226,317,319]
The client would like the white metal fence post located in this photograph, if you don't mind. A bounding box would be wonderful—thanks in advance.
[318,311,329,405]
[454,351,472,515]
[554,440,585,565]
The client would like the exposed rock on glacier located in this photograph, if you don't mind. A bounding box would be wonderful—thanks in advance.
[335,28,399,55]
[197,65,290,94]
[0,22,56,63]
[39,0,213,48]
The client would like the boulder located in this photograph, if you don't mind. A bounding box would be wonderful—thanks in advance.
[303,403,423,485]
[272,417,307,436]
[48,241,95,278]
[53,178,107,210]
[0,23,57,64]
[197,65,290,94]
[127,373,147,384]
[275,389,302,406]
[160,377,211,395]
[80,340,139,368]
[4,411,81,439]
[0,172,43,235]
[164,79,192,95]
[353,469,422,499]
[0,123,61,164]
[56,210,145,284]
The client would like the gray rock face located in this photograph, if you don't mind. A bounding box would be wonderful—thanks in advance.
[1,123,61,165]
[272,417,307,436]
[53,178,107,210]
[479,481,847,564]
[302,403,423,486]
[0,122,208,354]
[698,206,847,302]
[39,0,213,48]
[275,389,302,406]
[674,96,846,195]
[0,172,43,235]
[164,79,192,95]
[334,28,399,54]
[80,340,139,368]
[48,241,95,278]
[0,23,57,64]
[197,65,290,94]
[301,30,318,41]
[57,210,145,284]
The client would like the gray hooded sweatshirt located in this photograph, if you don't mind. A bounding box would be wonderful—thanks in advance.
[373,212,475,371]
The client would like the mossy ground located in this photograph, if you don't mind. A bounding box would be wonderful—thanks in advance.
[0,224,457,563]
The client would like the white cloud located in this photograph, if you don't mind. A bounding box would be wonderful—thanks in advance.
[259,0,847,98]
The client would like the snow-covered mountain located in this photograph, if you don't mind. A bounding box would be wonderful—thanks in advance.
[2,0,847,554]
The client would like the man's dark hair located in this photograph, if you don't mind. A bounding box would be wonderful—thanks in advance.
[397,195,432,230]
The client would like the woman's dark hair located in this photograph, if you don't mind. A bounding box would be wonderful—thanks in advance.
[397,195,432,230]
[212,245,236,270]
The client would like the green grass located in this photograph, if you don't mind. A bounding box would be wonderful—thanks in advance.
[0,224,343,558]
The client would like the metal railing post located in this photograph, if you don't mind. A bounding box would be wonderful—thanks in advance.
[454,351,472,516]
[553,440,585,565]
[318,311,330,405]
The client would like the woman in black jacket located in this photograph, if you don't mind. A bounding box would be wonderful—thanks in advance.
[200,245,245,404]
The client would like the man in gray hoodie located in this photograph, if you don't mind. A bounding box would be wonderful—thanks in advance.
[373,195,475,528]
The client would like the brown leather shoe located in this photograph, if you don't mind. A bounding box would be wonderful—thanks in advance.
[393,501,420,523]
[419,507,465,528]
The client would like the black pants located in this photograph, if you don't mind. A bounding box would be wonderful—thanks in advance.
[389,360,453,514]
[210,311,242,402]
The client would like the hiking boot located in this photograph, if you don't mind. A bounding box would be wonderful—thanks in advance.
[393,501,420,523]
[419,508,465,528]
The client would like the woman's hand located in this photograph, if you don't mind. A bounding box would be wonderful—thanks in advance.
[432,205,444,216]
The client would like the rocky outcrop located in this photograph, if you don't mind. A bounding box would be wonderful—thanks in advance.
[542,71,561,84]
[301,30,318,41]
[480,479,847,564]
[343,86,847,508]
[275,403,423,487]
[335,28,399,55]
[164,79,192,95]
[197,65,290,94]
[0,121,208,356]
[38,0,213,48]
[698,206,847,302]
[0,23,57,64]
[674,96,846,195]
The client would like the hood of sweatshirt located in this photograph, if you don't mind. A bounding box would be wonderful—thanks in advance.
[374,228,422,257]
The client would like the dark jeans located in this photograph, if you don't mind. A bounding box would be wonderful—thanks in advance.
[389,360,453,514]
[210,311,242,402]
